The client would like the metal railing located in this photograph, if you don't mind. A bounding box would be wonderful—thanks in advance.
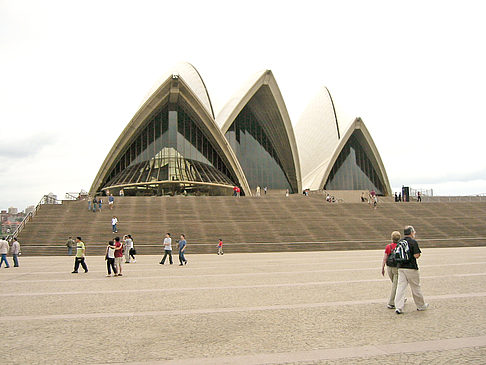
[6,195,62,241]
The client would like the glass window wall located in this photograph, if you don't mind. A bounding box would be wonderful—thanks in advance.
[225,105,292,192]
[325,133,385,194]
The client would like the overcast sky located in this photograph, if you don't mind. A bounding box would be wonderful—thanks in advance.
[1,0,485,210]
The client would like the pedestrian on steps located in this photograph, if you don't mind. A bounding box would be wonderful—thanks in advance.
[112,216,118,233]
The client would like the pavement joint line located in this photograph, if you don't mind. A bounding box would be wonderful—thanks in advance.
[1,272,485,297]
[102,335,486,365]
[3,261,486,284]
[3,255,486,275]
[1,292,485,322]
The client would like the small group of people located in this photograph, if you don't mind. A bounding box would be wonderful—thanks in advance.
[159,233,187,266]
[381,225,429,314]
[0,237,21,268]
[104,235,136,277]
[87,194,115,212]
[88,197,103,212]
[70,234,136,276]
[255,186,268,196]
[360,190,378,208]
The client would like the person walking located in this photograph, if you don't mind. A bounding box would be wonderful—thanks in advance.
[66,236,76,256]
[124,235,133,263]
[98,198,103,212]
[159,233,173,265]
[105,240,117,277]
[395,226,429,314]
[381,231,401,309]
[178,234,187,266]
[0,237,10,268]
[108,194,115,209]
[417,192,422,202]
[72,237,88,273]
[256,186,261,196]
[128,235,136,262]
[92,197,97,212]
[113,236,123,276]
[10,237,21,267]
[112,216,118,233]
[88,196,92,211]
[217,238,224,255]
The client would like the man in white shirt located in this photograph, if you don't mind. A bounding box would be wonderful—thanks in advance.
[159,233,173,265]
[10,237,21,267]
[112,216,118,233]
[0,237,10,268]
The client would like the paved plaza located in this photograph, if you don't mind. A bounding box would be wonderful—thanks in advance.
[1,247,485,364]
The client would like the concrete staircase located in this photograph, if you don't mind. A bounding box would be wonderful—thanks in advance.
[17,195,486,256]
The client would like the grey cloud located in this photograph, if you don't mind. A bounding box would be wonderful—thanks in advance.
[0,132,58,159]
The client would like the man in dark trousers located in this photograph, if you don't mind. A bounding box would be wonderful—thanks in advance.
[160,233,173,265]
[72,237,88,273]
[394,226,428,314]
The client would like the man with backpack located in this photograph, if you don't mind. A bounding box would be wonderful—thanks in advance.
[394,226,429,314]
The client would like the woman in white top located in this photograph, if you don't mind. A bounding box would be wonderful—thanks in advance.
[105,240,117,277]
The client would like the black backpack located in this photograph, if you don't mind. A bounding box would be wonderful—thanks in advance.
[394,239,411,264]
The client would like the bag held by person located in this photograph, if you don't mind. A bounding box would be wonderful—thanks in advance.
[386,251,397,267]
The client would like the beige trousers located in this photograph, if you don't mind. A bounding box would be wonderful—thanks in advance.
[386,266,399,306]
[395,268,425,310]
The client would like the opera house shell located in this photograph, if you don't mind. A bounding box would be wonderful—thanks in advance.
[90,63,391,197]
[295,87,391,195]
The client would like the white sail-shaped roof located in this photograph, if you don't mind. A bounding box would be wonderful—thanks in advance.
[296,87,391,194]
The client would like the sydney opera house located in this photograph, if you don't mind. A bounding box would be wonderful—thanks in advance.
[90,63,391,197]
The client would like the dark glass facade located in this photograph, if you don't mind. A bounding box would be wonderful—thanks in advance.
[225,105,292,192]
[325,132,386,194]
[101,103,237,195]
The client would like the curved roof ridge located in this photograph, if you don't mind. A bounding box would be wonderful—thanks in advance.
[215,69,267,129]
[140,62,214,118]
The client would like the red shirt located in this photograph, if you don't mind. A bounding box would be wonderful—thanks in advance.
[114,241,123,258]
[384,242,397,256]
[218,241,223,247]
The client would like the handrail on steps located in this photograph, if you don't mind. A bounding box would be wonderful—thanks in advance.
[6,195,62,242]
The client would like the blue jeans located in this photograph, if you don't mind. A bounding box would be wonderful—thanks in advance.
[0,254,9,268]
[112,224,117,232]
[12,254,19,267]
[68,246,73,256]
[179,251,187,264]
